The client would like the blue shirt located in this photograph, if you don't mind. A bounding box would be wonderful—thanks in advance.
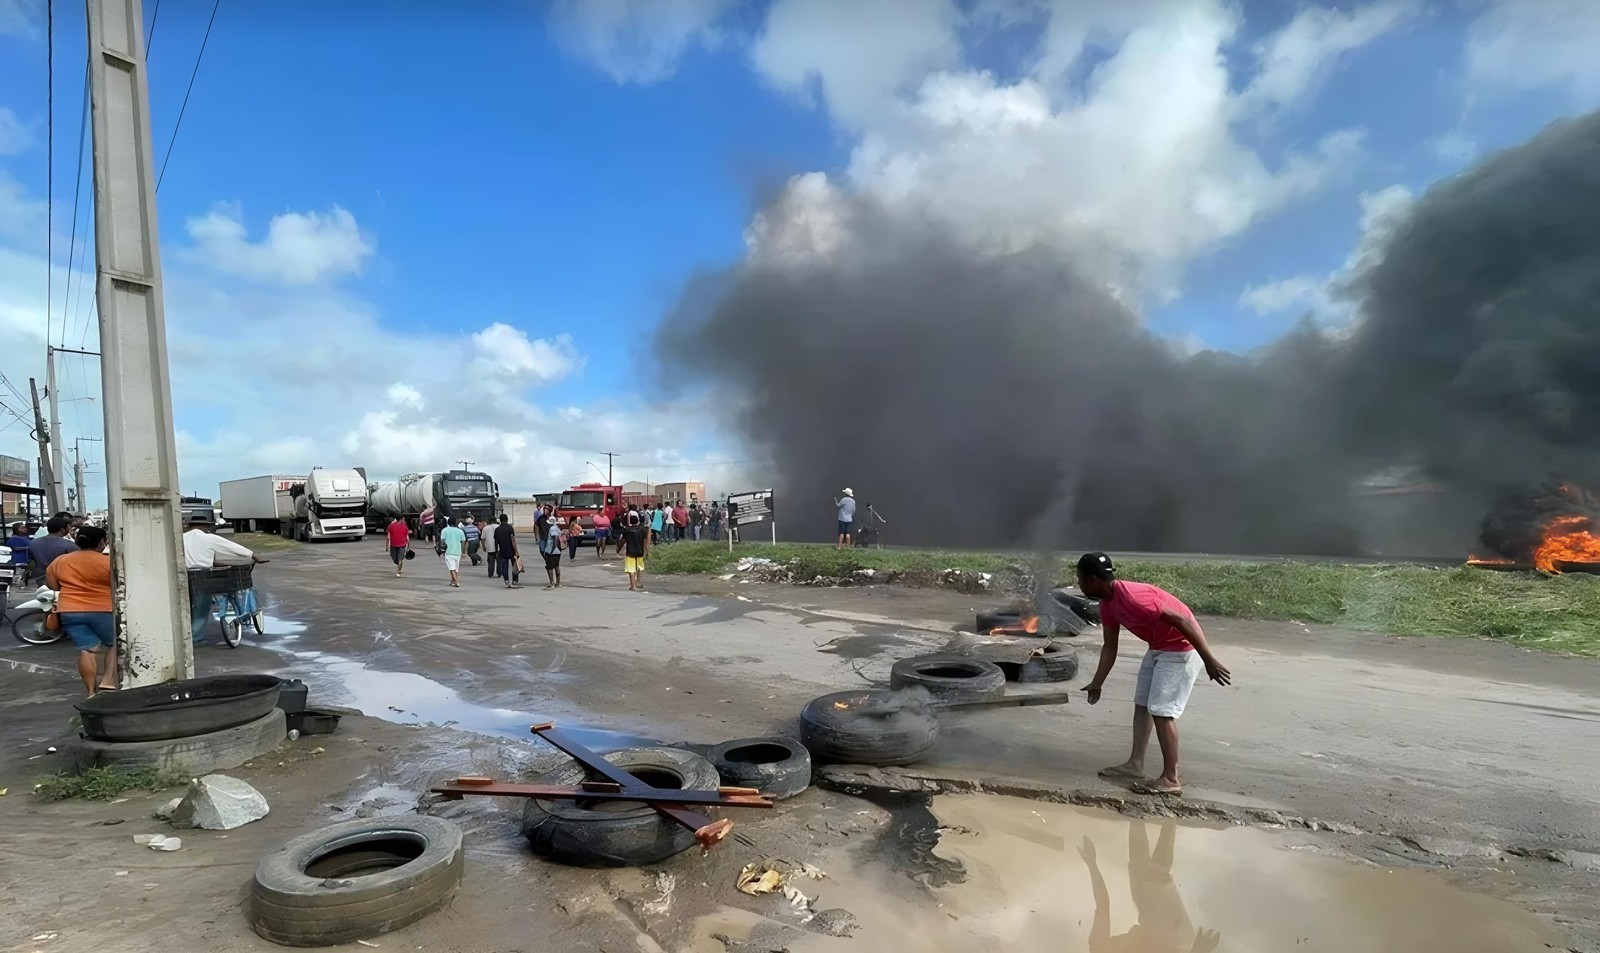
[6,534,29,565]
[440,526,466,557]
[463,523,481,543]
[837,497,856,522]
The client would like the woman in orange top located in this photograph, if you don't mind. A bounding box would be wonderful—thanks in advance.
[44,525,117,695]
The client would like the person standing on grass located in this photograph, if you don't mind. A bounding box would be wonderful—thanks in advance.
[650,502,666,545]
[439,518,467,588]
[833,488,856,549]
[494,513,521,588]
[386,515,411,577]
[621,511,650,591]
[592,509,611,560]
[46,526,117,696]
[672,500,689,541]
[481,515,498,578]
[1077,552,1231,797]
[539,516,565,588]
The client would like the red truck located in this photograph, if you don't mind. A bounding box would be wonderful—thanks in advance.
[555,483,660,545]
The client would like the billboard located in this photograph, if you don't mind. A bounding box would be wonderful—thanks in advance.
[0,454,29,485]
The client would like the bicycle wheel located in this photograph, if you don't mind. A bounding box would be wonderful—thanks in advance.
[222,615,244,648]
[250,610,265,635]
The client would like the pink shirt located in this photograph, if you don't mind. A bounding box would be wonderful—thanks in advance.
[1099,580,1197,653]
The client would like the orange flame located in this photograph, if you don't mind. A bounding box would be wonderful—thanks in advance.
[1533,515,1600,573]
[992,615,1040,635]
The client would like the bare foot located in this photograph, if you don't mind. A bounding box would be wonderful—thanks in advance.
[1098,762,1145,780]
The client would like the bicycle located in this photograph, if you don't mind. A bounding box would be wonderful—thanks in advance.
[189,564,266,648]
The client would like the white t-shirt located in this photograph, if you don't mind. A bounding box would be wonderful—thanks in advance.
[183,529,255,570]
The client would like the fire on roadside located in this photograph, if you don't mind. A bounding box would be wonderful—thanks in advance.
[990,615,1040,636]
[1531,514,1600,573]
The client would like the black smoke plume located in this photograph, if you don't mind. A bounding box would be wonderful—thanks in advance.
[661,112,1600,555]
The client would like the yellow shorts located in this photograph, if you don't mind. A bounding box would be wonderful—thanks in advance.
[624,556,645,574]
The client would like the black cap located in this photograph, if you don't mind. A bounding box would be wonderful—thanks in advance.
[1076,551,1115,580]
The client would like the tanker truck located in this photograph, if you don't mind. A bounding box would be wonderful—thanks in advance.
[366,469,499,537]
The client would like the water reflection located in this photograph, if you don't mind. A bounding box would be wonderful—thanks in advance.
[1081,821,1219,953]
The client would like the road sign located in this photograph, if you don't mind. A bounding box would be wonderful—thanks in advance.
[727,489,776,548]
[0,455,29,484]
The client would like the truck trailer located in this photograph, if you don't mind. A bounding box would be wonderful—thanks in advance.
[367,469,499,537]
[220,469,369,541]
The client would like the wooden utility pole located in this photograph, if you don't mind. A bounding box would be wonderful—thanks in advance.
[600,451,619,484]
[87,0,192,685]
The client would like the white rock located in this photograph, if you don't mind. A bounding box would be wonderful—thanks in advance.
[154,796,183,820]
[168,775,270,831]
[133,833,183,850]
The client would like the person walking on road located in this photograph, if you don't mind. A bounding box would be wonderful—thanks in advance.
[621,511,650,591]
[493,514,520,588]
[540,516,566,589]
[834,488,856,549]
[565,516,584,564]
[386,516,411,577]
[463,517,482,566]
[7,522,33,587]
[46,526,118,696]
[439,518,467,588]
[481,516,498,578]
[30,515,76,575]
[592,509,611,559]
[1077,552,1231,797]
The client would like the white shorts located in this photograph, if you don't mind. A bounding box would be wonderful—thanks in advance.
[443,554,461,571]
[1134,649,1204,718]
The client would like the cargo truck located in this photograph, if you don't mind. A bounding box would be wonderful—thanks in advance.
[220,468,369,541]
[367,469,499,537]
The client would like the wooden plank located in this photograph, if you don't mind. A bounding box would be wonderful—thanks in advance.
[430,779,773,809]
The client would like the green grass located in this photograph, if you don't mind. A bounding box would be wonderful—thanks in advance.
[226,532,303,553]
[33,765,189,802]
[650,543,1600,655]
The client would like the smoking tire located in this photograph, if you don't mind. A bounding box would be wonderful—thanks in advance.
[1049,588,1102,626]
[249,815,464,948]
[1016,643,1080,683]
[889,654,1007,704]
[799,690,941,767]
[709,737,812,800]
[520,746,722,867]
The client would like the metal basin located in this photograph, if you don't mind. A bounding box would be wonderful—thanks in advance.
[75,674,284,743]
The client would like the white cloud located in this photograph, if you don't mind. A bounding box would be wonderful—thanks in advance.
[745,0,1382,296]
[1465,0,1600,99]
[0,169,46,245]
[549,0,736,84]
[385,383,424,410]
[1242,1,1417,111]
[1239,184,1414,319]
[182,204,373,285]
[1434,130,1478,163]
[471,323,583,382]
[0,107,33,154]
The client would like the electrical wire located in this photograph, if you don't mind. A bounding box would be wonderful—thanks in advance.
[155,0,222,192]
[60,74,88,347]
[146,0,162,55]
[45,0,53,349]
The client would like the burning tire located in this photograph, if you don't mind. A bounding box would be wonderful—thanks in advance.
[249,815,464,948]
[1048,588,1101,626]
[799,689,940,767]
[1015,643,1079,683]
[709,737,812,800]
[889,654,1007,704]
[975,609,1023,633]
[520,746,722,867]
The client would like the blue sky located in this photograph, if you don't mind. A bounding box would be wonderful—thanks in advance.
[0,0,1596,505]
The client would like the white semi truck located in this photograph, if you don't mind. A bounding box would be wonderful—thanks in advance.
[220,468,370,541]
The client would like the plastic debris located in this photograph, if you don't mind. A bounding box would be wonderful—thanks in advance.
[132,833,182,851]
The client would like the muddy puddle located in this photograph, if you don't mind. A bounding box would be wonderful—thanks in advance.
[736,795,1553,952]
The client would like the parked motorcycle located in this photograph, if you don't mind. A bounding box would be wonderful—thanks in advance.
[9,585,64,645]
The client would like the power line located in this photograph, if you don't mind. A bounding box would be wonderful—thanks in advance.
[45,0,53,349]
[60,72,88,347]
[155,0,222,192]
[146,0,162,55]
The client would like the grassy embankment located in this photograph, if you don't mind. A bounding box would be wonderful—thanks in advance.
[226,532,304,553]
[648,542,1600,656]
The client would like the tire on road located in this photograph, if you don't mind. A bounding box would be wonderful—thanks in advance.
[1016,642,1080,683]
[799,689,941,767]
[974,608,1022,633]
[889,654,1007,704]
[521,746,722,867]
[709,737,812,800]
[1049,588,1101,626]
[249,815,464,948]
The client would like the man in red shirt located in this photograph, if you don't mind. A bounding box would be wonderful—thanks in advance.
[386,516,412,577]
[1077,552,1230,796]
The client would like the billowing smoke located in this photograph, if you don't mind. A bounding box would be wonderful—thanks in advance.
[661,112,1600,555]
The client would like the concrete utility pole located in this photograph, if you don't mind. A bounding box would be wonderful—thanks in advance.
[87,0,192,685]
[28,378,62,513]
[45,352,68,511]
[73,436,102,512]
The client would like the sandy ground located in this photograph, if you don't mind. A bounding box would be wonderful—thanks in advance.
[0,538,1596,952]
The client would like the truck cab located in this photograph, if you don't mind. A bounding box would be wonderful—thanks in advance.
[556,483,624,543]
